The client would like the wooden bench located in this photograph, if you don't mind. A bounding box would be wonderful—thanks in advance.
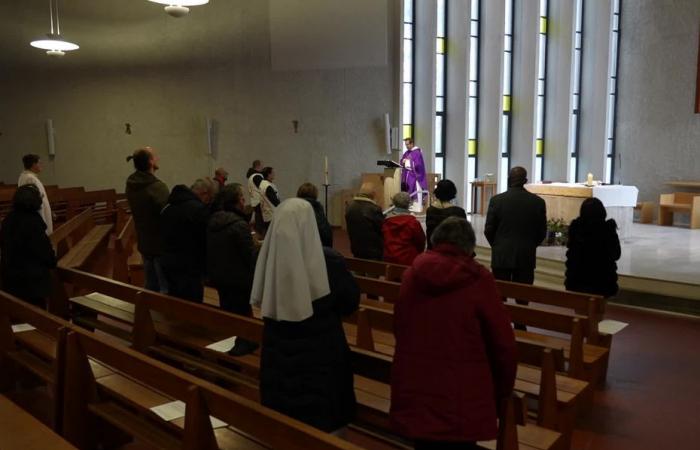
[0,394,76,450]
[50,268,563,450]
[50,207,114,272]
[62,326,364,450]
[112,214,137,284]
[0,290,70,431]
[658,192,700,229]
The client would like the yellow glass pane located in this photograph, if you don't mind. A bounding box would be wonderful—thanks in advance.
[403,124,413,139]
[536,139,544,156]
[468,139,478,156]
[540,17,548,34]
[503,95,511,112]
[436,38,446,54]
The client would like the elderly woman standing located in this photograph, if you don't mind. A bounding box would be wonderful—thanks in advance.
[382,192,426,266]
[391,217,517,449]
[251,198,360,433]
[0,185,57,308]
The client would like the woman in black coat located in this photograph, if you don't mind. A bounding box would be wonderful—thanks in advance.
[0,185,57,307]
[426,179,467,249]
[251,198,359,433]
[565,197,621,298]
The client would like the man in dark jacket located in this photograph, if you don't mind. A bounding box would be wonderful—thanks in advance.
[484,166,547,285]
[297,182,333,247]
[0,185,57,308]
[207,183,259,355]
[126,147,170,293]
[160,179,216,303]
[345,184,384,260]
[391,217,516,448]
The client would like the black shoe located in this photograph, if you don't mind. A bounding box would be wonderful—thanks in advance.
[228,338,259,356]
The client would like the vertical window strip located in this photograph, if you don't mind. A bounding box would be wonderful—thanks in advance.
[605,0,621,184]
[435,0,447,178]
[402,0,415,140]
[500,0,514,191]
[467,0,480,210]
[570,0,583,182]
[535,0,548,182]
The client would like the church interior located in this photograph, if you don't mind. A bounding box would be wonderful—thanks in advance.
[0,1,699,449]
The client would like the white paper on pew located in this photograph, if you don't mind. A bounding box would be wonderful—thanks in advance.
[598,319,628,335]
[85,292,133,311]
[210,416,228,429]
[205,336,238,353]
[11,323,36,333]
[150,400,186,421]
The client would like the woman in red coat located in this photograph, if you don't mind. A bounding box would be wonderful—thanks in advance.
[382,192,426,266]
[390,217,517,449]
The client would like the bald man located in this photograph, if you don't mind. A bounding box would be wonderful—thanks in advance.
[484,167,547,286]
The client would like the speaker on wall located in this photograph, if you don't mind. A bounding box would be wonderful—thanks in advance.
[384,113,391,155]
[205,118,219,160]
[46,119,55,156]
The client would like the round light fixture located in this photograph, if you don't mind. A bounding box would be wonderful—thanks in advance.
[30,0,79,57]
[148,1,210,18]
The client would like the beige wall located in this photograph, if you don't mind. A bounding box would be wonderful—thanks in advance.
[0,1,399,225]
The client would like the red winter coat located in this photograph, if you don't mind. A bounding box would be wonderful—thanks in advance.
[382,214,426,266]
[390,244,517,442]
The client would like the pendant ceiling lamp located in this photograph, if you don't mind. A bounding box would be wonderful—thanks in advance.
[148,0,210,18]
[30,0,79,57]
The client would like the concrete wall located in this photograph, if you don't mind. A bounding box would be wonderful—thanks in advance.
[616,0,700,203]
[0,0,398,225]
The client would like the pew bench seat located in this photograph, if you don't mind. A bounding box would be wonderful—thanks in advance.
[353,375,564,450]
[58,223,114,269]
[0,394,77,450]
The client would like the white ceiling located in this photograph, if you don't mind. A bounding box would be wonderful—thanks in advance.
[0,0,259,69]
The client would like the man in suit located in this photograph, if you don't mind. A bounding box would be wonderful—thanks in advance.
[484,166,547,286]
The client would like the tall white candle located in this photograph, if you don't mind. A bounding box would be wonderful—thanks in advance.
[324,156,329,185]
[587,172,593,186]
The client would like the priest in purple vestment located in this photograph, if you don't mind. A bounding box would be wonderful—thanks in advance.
[400,138,428,201]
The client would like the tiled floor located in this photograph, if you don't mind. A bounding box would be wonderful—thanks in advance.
[334,228,700,450]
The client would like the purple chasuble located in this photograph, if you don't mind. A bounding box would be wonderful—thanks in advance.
[400,147,428,199]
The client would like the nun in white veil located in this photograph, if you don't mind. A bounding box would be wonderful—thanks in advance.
[251,198,360,433]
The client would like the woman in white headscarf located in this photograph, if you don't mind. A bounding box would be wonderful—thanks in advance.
[251,198,360,433]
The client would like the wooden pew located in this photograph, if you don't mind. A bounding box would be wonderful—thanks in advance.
[62,188,119,224]
[0,290,70,431]
[111,214,137,284]
[0,394,76,450]
[51,268,563,450]
[658,192,700,229]
[62,326,364,450]
[50,208,114,272]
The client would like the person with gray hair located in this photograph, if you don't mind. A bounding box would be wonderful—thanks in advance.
[390,216,517,449]
[382,192,426,265]
[160,179,214,303]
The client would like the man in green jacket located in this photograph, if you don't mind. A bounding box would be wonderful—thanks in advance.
[126,147,170,293]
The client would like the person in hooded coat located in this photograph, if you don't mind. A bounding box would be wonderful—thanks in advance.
[297,182,333,247]
[391,217,517,449]
[251,198,360,433]
[382,192,425,265]
[0,185,57,308]
[565,197,621,298]
[160,179,215,303]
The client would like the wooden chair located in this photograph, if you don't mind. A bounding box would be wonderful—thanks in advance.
[634,201,654,224]
[658,192,700,229]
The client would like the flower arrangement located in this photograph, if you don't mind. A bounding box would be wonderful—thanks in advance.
[545,218,568,246]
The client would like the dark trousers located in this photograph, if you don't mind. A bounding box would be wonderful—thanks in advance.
[415,441,477,450]
[166,272,204,303]
[217,286,252,316]
[492,267,534,330]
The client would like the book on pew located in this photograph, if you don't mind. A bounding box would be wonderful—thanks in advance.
[205,336,238,353]
[150,400,228,429]
[11,323,36,333]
